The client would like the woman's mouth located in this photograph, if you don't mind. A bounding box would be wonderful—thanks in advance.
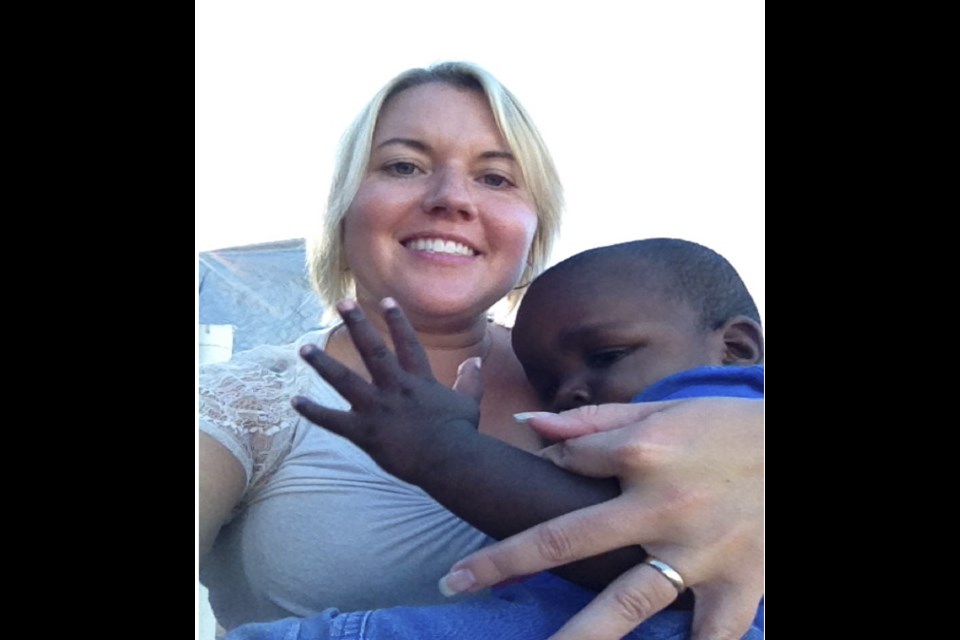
[403,238,478,256]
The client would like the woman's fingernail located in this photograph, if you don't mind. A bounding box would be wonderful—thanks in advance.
[513,411,553,424]
[380,297,397,309]
[438,569,476,597]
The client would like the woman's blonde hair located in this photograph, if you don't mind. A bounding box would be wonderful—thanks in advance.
[308,61,563,318]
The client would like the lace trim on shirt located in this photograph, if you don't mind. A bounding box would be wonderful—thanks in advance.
[199,341,313,498]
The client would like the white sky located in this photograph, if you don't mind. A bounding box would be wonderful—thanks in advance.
[195,1,765,322]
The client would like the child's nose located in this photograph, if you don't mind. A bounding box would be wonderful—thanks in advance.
[550,377,593,413]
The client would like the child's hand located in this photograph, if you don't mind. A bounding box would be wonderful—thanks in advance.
[292,297,481,482]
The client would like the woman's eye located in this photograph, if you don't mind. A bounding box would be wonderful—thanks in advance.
[480,174,513,188]
[386,162,419,176]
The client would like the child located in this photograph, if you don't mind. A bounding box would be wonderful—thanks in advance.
[509,237,762,412]
[229,238,764,640]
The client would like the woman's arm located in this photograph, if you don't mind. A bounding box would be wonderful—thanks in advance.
[441,399,765,640]
[199,433,246,562]
[292,299,645,590]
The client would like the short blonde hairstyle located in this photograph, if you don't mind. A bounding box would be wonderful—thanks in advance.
[308,61,564,318]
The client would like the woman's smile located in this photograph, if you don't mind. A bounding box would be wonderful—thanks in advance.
[342,82,537,317]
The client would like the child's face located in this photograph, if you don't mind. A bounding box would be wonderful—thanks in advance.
[512,281,724,412]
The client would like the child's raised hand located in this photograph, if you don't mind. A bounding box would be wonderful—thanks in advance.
[292,298,481,481]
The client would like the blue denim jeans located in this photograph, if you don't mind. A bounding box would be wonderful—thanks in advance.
[226,573,764,640]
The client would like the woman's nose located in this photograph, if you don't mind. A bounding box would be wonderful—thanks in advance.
[550,377,593,413]
[422,168,478,219]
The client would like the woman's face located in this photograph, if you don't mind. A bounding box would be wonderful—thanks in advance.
[342,82,538,325]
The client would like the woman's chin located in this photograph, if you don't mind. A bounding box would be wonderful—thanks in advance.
[389,288,501,323]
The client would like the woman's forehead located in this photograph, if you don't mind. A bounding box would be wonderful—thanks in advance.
[374,83,507,149]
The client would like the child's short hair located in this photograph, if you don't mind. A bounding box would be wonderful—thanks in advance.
[530,238,761,330]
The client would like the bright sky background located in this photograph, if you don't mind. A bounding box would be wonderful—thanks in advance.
[196,1,765,323]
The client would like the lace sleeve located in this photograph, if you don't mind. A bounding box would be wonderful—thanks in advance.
[199,341,310,493]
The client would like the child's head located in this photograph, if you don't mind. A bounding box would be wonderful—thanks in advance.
[511,238,763,412]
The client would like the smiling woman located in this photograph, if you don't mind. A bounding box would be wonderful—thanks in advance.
[308,66,563,324]
[337,84,539,328]
[199,62,563,630]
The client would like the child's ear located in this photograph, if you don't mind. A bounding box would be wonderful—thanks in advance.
[717,315,764,365]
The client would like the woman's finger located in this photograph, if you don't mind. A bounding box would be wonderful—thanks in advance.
[441,496,657,593]
[517,401,682,441]
[379,297,434,379]
[549,563,680,640]
[690,583,763,640]
[536,428,633,478]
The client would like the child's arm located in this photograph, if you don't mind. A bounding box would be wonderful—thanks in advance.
[292,299,646,592]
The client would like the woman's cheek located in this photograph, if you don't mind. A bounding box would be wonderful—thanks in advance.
[511,206,539,260]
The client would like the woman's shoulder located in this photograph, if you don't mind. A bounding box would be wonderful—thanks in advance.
[478,323,546,450]
[200,325,338,410]
[198,326,342,481]
[200,327,334,383]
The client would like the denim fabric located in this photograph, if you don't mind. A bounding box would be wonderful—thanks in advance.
[227,573,764,640]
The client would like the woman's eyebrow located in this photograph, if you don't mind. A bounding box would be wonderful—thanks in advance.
[374,138,516,162]
[479,150,516,162]
[375,137,429,152]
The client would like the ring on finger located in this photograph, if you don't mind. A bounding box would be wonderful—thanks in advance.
[642,556,686,594]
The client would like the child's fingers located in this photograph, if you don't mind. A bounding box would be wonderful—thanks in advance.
[298,344,376,409]
[380,297,434,379]
[290,395,356,441]
[452,357,483,404]
[336,300,401,388]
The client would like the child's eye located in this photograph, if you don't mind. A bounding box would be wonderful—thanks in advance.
[587,348,632,368]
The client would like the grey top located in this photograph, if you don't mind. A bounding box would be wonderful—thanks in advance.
[199,327,492,629]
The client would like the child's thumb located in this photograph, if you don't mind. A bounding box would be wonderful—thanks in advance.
[452,357,484,403]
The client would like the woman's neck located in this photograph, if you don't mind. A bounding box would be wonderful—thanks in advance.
[323,301,546,451]
[326,300,494,387]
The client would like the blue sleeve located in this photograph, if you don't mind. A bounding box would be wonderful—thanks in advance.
[631,365,764,403]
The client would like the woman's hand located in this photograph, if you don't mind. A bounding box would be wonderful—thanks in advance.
[291,298,481,481]
[441,398,764,640]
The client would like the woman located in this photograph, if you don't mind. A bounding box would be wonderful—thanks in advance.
[199,61,562,628]
[199,61,763,639]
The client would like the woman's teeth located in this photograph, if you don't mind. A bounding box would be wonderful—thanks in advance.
[405,238,476,256]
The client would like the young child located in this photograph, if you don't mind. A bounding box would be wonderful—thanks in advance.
[509,237,762,413]
[229,238,764,640]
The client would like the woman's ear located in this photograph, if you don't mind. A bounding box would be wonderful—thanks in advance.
[717,315,764,365]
